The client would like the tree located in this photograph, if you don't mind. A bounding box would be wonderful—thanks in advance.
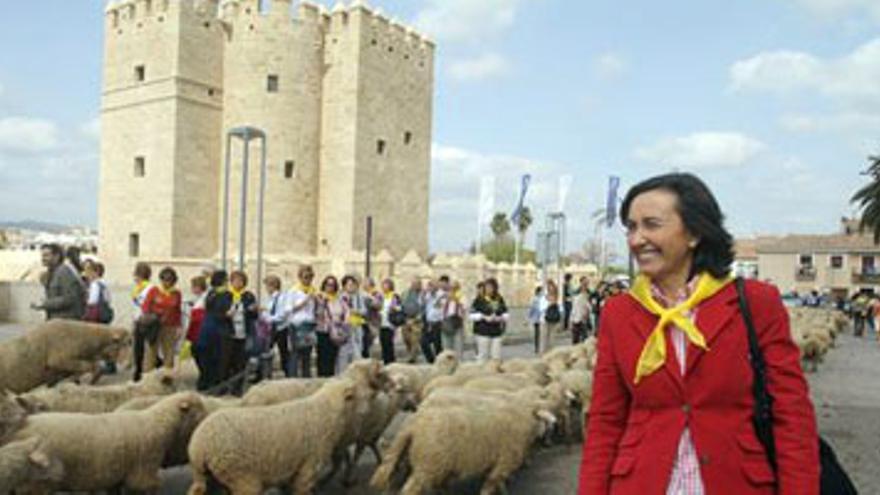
[490,212,511,238]
[853,155,880,243]
[514,206,533,237]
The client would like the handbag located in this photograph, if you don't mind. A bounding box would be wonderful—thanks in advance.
[96,282,114,324]
[735,277,858,495]
[544,303,561,324]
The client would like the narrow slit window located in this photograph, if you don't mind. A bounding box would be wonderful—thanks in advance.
[284,160,295,179]
[267,75,279,93]
[404,131,412,145]
[134,65,146,82]
[129,233,140,257]
[134,156,145,177]
[377,139,386,155]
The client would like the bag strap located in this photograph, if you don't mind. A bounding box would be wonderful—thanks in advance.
[735,277,778,471]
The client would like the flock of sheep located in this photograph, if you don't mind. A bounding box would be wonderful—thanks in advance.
[0,304,847,494]
[787,306,850,372]
[0,319,597,494]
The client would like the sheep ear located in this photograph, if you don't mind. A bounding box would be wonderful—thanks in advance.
[28,449,51,468]
[15,396,37,414]
[535,409,556,424]
[178,399,192,412]
[343,386,357,402]
[161,373,175,386]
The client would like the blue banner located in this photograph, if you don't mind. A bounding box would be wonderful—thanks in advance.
[510,174,532,225]
[606,176,620,228]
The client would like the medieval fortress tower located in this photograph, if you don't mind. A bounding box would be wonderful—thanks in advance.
[98,0,434,282]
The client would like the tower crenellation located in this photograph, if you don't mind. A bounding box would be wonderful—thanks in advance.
[99,0,435,281]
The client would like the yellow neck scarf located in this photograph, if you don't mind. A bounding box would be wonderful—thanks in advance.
[323,291,338,303]
[297,283,315,295]
[156,284,177,298]
[630,272,732,384]
[131,280,149,300]
[229,286,244,304]
[383,290,395,300]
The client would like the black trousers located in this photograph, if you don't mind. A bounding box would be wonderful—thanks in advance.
[380,326,396,364]
[534,323,541,354]
[219,336,247,395]
[272,327,292,377]
[572,321,590,344]
[316,332,338,377]
[132,327,146,382]
[361,325,374,359]
[421,321,443,363]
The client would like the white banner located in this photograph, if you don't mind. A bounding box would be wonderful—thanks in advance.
[477,176,496,247]
[557,174,573,212]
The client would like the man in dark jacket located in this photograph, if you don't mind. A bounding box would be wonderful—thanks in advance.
[32,243,86,320]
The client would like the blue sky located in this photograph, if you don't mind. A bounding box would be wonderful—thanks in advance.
[1,0,878,258]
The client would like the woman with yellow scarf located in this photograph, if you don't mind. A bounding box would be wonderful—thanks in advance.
[579,173,819,494]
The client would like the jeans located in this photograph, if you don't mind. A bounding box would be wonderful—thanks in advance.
[533,323,540,355]
[475,335,502,362]
[441,330,463,359]
[540,321,561,355]
[336,342,355,375]
[572,321,590,344]
[290,346,313,378]
[380,326,396,364]
[361,325,374,359]
[316,332,338,377]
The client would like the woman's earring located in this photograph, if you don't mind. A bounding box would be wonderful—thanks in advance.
[689,240,698,249]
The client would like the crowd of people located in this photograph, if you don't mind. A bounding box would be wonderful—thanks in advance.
[30,241,632,395]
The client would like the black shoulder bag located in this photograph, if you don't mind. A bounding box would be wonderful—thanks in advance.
[735,277,858,495]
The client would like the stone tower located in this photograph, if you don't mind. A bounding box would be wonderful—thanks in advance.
[98,0,434,282]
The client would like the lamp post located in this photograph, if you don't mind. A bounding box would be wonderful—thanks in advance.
[220,126,268,300]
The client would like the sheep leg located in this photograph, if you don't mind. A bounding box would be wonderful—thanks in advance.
[292,461,319,495]
[369,441,383,464]
[480,463,514,495]
[227,478,262,495]
[319,448,345,485]
[344,443,369,486]
[400,475,428,495]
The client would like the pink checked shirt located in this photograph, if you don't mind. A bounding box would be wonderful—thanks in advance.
[652,280,705,495]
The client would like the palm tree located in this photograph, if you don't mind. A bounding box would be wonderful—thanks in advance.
[852,155,880,243]
[490,212,511,238]
[513,206,533,264]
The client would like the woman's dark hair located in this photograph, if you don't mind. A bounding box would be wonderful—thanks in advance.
[133,262,152,281]
[620,173,734,279]
[321,275,339,292]
[483,278,499,296]
[210,270,228,288]
[341,274,359,289]
[230,270,248,286]
[191,275,208,292]
[158,266,178,284]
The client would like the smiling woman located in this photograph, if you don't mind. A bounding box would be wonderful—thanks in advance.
[578,173,820,495]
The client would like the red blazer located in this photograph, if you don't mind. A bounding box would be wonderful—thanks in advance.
[578,279,819,495]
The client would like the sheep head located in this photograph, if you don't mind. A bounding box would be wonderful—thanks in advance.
[25,437,65,483]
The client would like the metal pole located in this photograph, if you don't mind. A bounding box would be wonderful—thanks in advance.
[365,216,373,278]
[221,134,232,271]
[238,138,250,271]
[256,135,267,302]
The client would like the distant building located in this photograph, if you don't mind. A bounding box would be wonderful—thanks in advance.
[99,0,435,282]
[756,218,880,300]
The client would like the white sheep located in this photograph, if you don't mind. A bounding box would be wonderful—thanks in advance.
[11,392,207,492]
[17,369,177,414]
[0,390,30,444]
[0,320,131,393]
[0,436,64,493]
[187,378,372,495]
[385,350,458,396]
[371,400,557,495]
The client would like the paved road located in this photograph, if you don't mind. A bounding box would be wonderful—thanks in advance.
[1,323,876,493]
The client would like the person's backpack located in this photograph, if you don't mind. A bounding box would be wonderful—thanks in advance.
[544,303,561,324]
[402,291,422,318]
[96,282,115,324]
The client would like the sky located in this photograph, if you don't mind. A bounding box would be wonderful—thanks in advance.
[0,0,879,260]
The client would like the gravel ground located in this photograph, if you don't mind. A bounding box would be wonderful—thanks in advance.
[1,322,876,494]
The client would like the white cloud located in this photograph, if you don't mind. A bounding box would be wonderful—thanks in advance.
[780,111,880,133]
[634,132,766,169]
[594,52,628,81]
[448,53,510,82]
[790,0,880,22]
[414,0,525,44]
[730,38,880,102]
[0,117,59,153]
